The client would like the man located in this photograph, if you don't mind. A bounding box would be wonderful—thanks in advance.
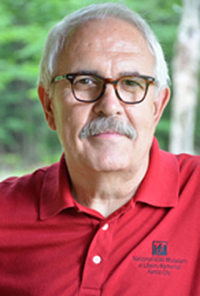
[0,3,199,296]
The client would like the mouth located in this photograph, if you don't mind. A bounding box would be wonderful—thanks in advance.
[93,129,123,136]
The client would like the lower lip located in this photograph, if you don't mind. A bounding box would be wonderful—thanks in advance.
[93,132,123,139]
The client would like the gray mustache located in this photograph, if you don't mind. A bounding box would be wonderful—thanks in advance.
[79,117,137,139]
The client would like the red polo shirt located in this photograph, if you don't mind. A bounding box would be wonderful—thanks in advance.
[0,138,200,296]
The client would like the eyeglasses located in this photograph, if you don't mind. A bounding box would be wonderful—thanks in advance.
[52,72,158,104]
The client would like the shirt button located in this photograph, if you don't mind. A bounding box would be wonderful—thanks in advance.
[102,223,109,231]
[93,255,102,264]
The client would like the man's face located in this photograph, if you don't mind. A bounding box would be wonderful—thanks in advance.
[40,18,169,175]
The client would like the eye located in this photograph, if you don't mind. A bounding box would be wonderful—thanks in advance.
[77,77,94,85]
[74,75,99,89]
[123,80,139,86]
[121,77,145,90]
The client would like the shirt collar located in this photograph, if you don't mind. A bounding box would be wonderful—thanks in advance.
[39,154,75,220]
[39,137,179,220]
[134,137,179,208]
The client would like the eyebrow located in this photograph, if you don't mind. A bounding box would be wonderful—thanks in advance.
[75,70,99,76]
[73,70,141,78]
[118,71,140,77]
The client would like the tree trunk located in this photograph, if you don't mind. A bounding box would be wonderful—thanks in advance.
[169,0,200,154]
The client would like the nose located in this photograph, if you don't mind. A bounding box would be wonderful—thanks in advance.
[92,84,124,117]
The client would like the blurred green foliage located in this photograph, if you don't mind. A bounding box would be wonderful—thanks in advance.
[0,0,187,175]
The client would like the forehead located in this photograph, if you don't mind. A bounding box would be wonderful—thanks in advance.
[59,18,155,75]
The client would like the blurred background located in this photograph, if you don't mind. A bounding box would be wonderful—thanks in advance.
[0,0,199,180]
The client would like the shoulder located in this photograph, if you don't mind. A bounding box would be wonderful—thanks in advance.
[174,153,200,192]
[176,153,200,174]
[0,162,59,201]
[1,168,46,193]
[0,162,60,222]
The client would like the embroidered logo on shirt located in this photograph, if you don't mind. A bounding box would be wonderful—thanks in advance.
[132,241,188,276]
[152,241,167,256]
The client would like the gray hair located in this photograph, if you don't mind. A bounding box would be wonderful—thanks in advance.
[38,3,170,92]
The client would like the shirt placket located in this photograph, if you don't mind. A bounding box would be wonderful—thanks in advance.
[78,220,115,296]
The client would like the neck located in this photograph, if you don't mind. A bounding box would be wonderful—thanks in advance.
[67,162,149,218]
[74,175,139,217]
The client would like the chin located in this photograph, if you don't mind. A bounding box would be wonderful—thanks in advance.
[93,160,128,173]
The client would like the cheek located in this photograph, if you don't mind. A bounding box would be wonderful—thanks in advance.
[52,100,91,147]
[126,103,155,134]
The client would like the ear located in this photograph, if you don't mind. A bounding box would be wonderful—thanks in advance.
[153,87,170,126]
[38,85,57,131]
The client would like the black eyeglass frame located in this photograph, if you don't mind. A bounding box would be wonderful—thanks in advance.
[52,72,158,104]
